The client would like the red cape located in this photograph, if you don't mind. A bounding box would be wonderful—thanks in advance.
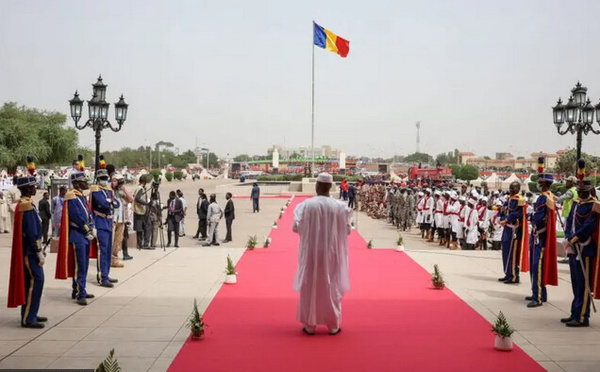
[519,206,530,273]
[7,200,26,307]
[542,196,558,286]
[55,199,74,279]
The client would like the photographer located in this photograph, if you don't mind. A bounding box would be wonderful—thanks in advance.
[134,175,152,249]
[111,173,134,265]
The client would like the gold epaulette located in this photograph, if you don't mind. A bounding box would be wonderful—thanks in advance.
[65,191,77,201]
[593,201,600,214]
[517,197,526,207]
[545,194,556,211]
[19,200,33,212]
[90,185,99,192]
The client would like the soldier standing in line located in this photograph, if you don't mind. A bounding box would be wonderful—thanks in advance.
[7,157,47,328]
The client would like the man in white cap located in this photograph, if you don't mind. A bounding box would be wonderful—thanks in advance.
[293,172,352,335]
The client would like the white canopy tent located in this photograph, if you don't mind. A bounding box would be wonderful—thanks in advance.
[502,173,521,189]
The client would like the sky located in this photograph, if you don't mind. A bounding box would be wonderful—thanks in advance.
[2,0,600,159]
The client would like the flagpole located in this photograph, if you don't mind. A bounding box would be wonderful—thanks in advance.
[311,21,316,177]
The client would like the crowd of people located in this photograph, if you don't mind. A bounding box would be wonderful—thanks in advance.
[6,156,237,329]
[355,158,599,327]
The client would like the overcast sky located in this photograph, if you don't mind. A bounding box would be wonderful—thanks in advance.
[2,1,600,159]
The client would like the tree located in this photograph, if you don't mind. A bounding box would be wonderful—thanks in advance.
[404,152,433,164]
[435,151,458,166]
[459,164,479,181]
[234,154,252,162]
[451,164,462,179]
[0,102,78,172]
[555,149,600,176]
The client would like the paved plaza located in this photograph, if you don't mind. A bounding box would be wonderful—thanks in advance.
[0,179,599,371]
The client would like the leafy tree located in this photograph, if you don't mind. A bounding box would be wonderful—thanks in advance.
[435,151,458,165]
[451,164,462,179]
[289,152,301,159]
[234,154,252,162]
[0,102,78,172]
[555,149,600,176]
[459,164,479,181]
[404,152,433,164]
[150,169,161,182]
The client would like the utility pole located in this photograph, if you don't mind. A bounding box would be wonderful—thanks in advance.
[416,121,421,153]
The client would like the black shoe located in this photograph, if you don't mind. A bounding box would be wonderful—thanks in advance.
[527,301,542,308]
[123,255,133,260]
[498,277,507,282]
[21,322,44,329]
[174,244,179,248]
[212,243,220,246]
[565,319,589,327]
[192,235,199,239]
[329,328,342,335]
[167,243,171,247]
[223,239,231,243]
[108,278,118,283]
[302,327,315,335]
[36,316,48,322]
[503,279,519,284]
[525,296,532,301]
[560,317,574,323]
[100,282,114,288]
[72,293,95,300]
[77,298,88,306]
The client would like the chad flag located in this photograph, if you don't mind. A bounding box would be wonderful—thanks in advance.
[313,22,349,58]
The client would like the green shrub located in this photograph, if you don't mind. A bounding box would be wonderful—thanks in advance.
[174,171,183,181]
[150,169,161,183]
[530,174,539,182]
[550,182,566,195]
[528,182,539,193]
[165,172,173,182]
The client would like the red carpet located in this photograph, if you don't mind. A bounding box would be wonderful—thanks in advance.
[169,197,545,372]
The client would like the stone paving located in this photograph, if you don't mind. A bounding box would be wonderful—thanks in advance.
[0,179,599,371]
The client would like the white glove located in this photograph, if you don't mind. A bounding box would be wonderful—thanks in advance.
[37,250,45,267]
[92,228,97,238]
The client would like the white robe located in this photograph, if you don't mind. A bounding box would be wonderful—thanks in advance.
[0,197,9,232]
[293,195,352,329]
[423,196,434,224]
[434,198,444,228]
[416,197,424,224]
[465,208,479,244]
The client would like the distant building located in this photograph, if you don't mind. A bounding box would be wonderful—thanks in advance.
[267,145,342,159]
[457,150,564,170]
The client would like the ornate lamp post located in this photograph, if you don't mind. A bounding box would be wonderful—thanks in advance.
[552,82,600,161]
[69,75,129,172]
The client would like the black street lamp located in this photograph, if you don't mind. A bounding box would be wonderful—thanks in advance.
[552,82,600,162]
[69,75,129,173]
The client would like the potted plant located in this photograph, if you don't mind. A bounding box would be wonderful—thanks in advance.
[491,311,514,351]
[272,221,278,229]
[367,239,373,249]
[431,264,445,289]
[96,348,121,372]
[246,235,258,250]
[263,237,271,248]
[224,255,237,284]
[187,299,206,340]
[396,234,405,252]
[279,211,283,219]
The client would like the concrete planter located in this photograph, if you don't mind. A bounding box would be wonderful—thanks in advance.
[494,335,513,351]
[396,245,405,252]
[225,274,237,284]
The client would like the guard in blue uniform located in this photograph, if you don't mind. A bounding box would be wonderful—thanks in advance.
[526,158,559,308]
[90,165,120,288]
[499,181,529,284]
[563,159,600,327]
[66,172,96,306]
[7,157,48,328]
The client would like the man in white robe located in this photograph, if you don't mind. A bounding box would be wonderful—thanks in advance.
[293,173,352,335]
[465,197,479,250]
